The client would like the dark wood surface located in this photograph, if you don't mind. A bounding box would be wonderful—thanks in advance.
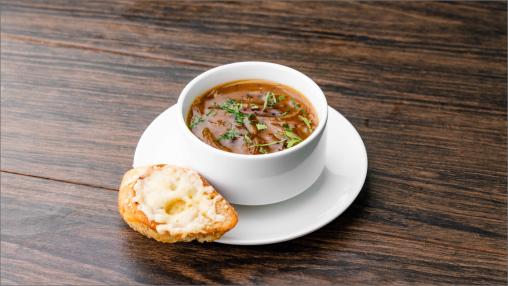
[1,1,506,284]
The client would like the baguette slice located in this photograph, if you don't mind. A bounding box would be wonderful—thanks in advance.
[118,164,238,243]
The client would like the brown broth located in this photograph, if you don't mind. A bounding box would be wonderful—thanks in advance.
[186,80,318,155]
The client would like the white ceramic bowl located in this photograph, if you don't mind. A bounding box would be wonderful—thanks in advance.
[176,62,328,205]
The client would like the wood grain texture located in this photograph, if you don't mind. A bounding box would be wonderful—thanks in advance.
[0,0,506,285]
[1,172,506,285]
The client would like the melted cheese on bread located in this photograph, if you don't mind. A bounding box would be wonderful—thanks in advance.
[132,165,225,235]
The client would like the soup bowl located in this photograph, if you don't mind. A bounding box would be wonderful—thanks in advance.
[176,62,328,205]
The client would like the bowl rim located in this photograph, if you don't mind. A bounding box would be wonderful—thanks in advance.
[176,61,328,160]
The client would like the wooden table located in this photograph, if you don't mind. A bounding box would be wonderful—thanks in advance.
[1,1,506,284]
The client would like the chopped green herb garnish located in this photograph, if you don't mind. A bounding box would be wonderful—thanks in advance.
[262,92,277,111]
[278,95,286,101]
[284,130,301,139]
[284,130,302,148]
[298,115,312,130]
[189,116,205,129]
[256,123,267,130]
[242,123,304,152]
[221,99,240,113]
[221,99,248,125]
[282,123,292,131]
[219,128,239,141]
[286,139,301,148]
[206,109,217,117]
[253,139,285,147]
[243,134,253,145]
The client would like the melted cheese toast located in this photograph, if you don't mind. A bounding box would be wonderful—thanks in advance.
[118,164,238,243]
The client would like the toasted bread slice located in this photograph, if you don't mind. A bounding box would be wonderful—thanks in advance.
[118,164,238,243]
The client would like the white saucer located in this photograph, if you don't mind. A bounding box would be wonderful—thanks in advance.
[134,105,368,245]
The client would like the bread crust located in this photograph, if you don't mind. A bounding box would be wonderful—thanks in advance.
[118,164,238,243]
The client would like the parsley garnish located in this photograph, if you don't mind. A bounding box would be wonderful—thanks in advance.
[189,116,204,129]
[262,92,277,111]
[298,115,312,130]
[243,134,253,145]
[245,127,302,151]
[278,95,286,101]
[284,130,302,148]
[241,120,304,152]
[219,128,239,141]
[256,123,267,131]
[253,139,285,147]
[206,109,217,117]
[220,99,248,125]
